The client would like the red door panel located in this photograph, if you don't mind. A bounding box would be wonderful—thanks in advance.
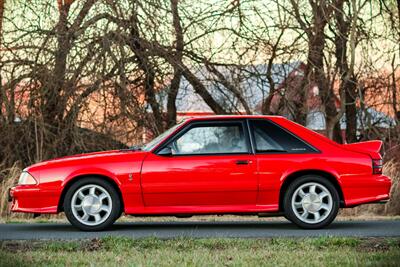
[140,153,257,206]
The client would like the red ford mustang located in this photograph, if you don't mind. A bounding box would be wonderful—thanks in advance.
[9,115,391,231]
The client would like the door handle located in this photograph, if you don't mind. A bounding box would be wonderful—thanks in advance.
[236,160,250,165]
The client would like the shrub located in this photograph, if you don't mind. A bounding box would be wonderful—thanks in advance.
[0,163,22,218]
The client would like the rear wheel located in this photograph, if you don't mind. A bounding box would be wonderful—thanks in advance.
[283,175,339,229]
[64,178,121,231]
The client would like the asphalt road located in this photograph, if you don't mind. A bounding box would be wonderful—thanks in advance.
[0,220,399,240]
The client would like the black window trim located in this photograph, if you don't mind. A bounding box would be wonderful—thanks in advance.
[154,119,253,156]
[247,118,320,155]
[245,119,256,154]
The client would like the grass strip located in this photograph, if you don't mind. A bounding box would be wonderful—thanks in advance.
[0,236,399,266]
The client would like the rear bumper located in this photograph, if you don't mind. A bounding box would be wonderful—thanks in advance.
[342,174,392,207]
[9,185,58,214]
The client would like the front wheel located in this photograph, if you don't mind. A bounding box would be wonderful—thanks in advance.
[64,178,121,231]
[283,175,339,229]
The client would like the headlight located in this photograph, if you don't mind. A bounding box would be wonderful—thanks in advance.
[18,171,37,185]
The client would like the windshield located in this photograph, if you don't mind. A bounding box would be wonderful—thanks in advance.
[141,122,184,151]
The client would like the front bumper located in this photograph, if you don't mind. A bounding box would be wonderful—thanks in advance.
[9,185,58,214]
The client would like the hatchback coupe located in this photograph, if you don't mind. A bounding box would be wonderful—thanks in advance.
[9,116,391,231]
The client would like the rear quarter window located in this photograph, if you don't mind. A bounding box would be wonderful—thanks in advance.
[250,119,318,153]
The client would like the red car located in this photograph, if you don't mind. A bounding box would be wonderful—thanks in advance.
[9,116,391,231]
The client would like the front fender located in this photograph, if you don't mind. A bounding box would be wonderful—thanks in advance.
[63,167,121,187]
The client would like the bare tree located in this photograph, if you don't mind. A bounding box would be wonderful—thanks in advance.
[0,0,5,121]
[289,0,344,141]
[331,0,363,143]
[1,0,399,169]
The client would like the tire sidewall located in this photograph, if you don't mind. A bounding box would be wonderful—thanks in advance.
[284,175,340,229]
[64,177,121,231]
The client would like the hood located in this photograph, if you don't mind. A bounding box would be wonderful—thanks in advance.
[26,149,147,170]
[50,150,131,161]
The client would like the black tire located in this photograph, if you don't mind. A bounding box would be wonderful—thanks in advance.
[283,175,340,229]
[64,177,121,231]
[283,214,292,222]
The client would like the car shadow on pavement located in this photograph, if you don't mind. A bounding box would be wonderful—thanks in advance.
[12,220,370,232]
[2,220,399,239]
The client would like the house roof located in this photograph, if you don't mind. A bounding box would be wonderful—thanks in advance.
[157,61,395,130]
[157,62,301,114]
[306,108,396,130]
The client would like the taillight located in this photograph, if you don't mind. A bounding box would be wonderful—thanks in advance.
[372,159,383,175]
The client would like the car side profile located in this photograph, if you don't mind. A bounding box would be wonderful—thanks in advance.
[9,115,391,231]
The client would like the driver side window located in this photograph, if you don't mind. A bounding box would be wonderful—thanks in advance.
[171,123,248,155]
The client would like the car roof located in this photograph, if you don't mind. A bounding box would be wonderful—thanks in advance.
[183,115,284,122]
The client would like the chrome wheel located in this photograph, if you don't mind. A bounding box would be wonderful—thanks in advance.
[291,182,333,224]
[71,184,112,226]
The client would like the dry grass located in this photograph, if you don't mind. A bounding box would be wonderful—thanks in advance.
[385,160,400,214]
[0,163,21,218]
[0,160,399,221]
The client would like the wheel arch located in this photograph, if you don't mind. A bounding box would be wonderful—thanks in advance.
[57,174,124,213]
[279,169,345,211]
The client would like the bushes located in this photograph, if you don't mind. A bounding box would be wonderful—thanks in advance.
[0,163,21,219]
[383,160,400,215]
[0,121,128,169]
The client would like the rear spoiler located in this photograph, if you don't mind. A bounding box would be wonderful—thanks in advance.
[342,140,383,159]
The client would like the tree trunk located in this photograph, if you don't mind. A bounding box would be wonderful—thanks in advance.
[344,82,358,143]
[41,3,71,127]
[0,0,5,121]
[392,57,399,121]
[167,0,184,128]
[289,0,344,138]
[308,25,341,142]
[128,13,164,134]
[334,1,357,143]
[293,65,310,126]
[396,0,400,121]
[0,0,4,48]
[262,30,285,115]
[167,70,182,127]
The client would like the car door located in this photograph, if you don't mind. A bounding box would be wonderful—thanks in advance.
[248,119,319,206]
[140,120,258,207]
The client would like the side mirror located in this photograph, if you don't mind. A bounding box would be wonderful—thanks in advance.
[158,146,173,156]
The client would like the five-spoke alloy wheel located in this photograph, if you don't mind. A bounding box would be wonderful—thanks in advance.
[284,175,339,229]
[64,178,121,231]
[71,184,112,226]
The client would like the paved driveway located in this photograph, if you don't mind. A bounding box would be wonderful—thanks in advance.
[0,220,399,240]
